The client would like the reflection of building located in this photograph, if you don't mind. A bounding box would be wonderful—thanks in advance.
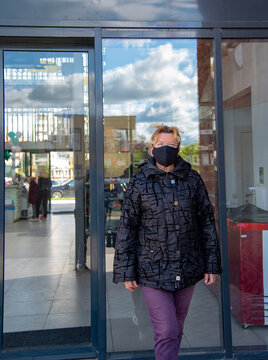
[51,152,73,179]
[104,116,136,178]
[197,40,218,211]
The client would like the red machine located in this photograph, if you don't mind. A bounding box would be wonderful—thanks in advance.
[228,214,268,327]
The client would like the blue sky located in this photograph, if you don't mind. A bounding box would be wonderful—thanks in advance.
[103,39,197,71]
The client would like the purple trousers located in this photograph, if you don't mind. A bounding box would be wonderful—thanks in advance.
[141,284,195,360]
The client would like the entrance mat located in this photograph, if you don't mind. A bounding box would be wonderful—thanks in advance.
[3,326,91,349]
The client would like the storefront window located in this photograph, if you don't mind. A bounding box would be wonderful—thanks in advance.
[103,39,223,353]
[222,39,268,349]
[3,51,91,349]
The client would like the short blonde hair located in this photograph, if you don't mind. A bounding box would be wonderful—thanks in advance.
[150,125,181,146]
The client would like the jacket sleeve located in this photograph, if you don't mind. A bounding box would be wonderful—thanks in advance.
[113,176,141,283]
[195,173,222,274]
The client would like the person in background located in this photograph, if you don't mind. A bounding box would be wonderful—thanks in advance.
[113,124,222,360]
[28,177,39,221]
[36,169,51,220]
[23,177,30,191]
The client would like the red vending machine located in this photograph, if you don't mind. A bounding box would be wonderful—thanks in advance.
[227,205,268,327]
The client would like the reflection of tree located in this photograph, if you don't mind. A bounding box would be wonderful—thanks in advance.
[136,133,147,143]
[180,143,200,172]
[132,141,149,174]
[120,141,149,177]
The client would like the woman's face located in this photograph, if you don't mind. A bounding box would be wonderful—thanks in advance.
[149,133,179,155]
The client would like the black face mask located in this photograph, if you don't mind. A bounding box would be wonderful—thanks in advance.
[152,146,179,167]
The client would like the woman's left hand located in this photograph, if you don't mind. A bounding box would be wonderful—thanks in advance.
[204,273,217,285]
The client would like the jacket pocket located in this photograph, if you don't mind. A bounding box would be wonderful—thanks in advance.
[141,246,163,263]
[140,260,162,281]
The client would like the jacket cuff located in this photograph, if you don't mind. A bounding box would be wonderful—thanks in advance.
[113,269,136,283]
[205,263,223,274]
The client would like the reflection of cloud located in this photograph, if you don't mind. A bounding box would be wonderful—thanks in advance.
[122,39,152,48]
[104,39,152,49]
[5,74,85,108]
[104,43,198,142]
[104,0,168,20]
[29,79,73,103]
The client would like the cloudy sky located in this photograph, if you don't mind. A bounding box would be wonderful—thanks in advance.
[4,43,199,145]
[103,39,199,144]
[4,51,86,113]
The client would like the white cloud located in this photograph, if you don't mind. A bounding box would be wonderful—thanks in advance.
[103,43,199,142]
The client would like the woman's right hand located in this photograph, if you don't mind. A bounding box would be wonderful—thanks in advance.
[124,281,138,292]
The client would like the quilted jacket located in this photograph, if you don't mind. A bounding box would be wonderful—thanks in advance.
[113,156,222,291]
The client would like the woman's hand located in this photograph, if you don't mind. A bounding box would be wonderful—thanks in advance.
[124,281,138,292]
[204,273,217,285]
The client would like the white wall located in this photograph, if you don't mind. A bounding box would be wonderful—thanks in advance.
[252,102,268,210]
[223,42,268,211]
[224,106,252,208]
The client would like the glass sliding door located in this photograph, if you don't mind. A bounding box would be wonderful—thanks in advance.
[103,39,223,354]
[3,51,91,349]
[222,39,268,350]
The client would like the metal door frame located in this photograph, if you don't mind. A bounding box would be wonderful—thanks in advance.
[1,26,268,360]
[0,36,100,360]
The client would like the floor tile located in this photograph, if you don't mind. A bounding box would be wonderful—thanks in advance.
[4,315,47,333]
[44,312,91,329]
[4,300,52,317]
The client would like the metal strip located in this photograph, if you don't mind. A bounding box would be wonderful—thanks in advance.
[213,28,233,359]
[0,45,91,51]
[89,44,98,350]
[107,349,225,360]
[0,47,4,352]
[234,350,268,359]
[1,19,268,29]
[0,27,95,38]
[222,29,268,38]
[94,28,106,360]
[262,231,268,325]
[102,28,214,38]
[0,345,97,359]
[48,152,51,213]
[89,28,106,359]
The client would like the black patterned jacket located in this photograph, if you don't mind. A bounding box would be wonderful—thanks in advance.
[113,156,222,291]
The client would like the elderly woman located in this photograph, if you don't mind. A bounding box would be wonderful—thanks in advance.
[113,125,222,360]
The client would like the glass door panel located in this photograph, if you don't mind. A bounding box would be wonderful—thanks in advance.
[4,51,91,349]
[50,151,75,213]
[222,39,268,350]
[103,39,223,353]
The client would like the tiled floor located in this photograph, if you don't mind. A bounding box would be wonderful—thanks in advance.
[4,214,91,335]
[4,213,268,353]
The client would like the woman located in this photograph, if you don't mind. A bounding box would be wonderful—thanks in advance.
[113,124,222,360]
[36,169,51,220]
[28,176,39,221]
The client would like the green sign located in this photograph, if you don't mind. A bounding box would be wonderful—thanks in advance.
[259,167,264,185]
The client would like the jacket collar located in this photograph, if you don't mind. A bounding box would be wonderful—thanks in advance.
[139,156,191,179]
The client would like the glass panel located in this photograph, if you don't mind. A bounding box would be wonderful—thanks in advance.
[103,39,222,353]
[4,51,91,349]
[222,39,268,350]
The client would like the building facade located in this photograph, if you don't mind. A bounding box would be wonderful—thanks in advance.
[1,1,268,359]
